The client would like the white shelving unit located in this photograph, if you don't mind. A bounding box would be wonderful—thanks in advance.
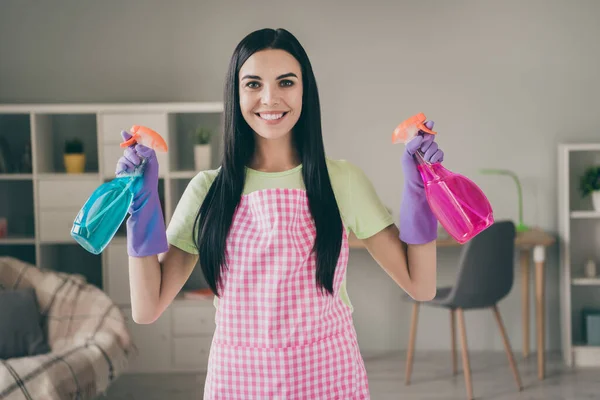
[558,143,600,368]
[0,102,223,373]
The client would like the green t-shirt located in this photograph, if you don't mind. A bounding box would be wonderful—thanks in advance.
[166,158,394,311]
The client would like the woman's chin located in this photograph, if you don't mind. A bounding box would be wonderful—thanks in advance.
[254,130,293,141]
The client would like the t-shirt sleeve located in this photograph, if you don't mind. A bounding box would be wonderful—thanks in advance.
[166,171,214,254]
[347,162,395,239]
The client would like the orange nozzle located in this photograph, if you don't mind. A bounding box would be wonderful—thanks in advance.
[392,113,437,144]
[120,125,169,152]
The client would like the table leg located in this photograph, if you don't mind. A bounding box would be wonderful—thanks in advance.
[534,245,546,380]
[520,249,530,358]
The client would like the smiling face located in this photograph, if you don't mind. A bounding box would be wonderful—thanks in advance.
[238,49,303,141]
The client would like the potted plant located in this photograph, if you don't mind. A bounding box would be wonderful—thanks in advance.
[194,127,213,171]
[580,165,600,211]
[64,138,85,173]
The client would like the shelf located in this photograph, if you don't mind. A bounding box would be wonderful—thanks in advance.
[0,244,36,265]
[33,113,99,174]
[573,277,600,286]
[571,210,600,219]
[0,236,36,245]
[0,102,224,114]
[37,172,100,180]
[0,174,33,180]
[39,243,103,289]
[573,345,600,367]
[570,287,600,349]
[0,113,33,174]
[568,149,600,212]
[568,218,600,279]
[0,180,35,238]
[167,112,222,173]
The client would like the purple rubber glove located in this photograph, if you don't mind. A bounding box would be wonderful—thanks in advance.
[399,120,445,245]
[116,130,169,257]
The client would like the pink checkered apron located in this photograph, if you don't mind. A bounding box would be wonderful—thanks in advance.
[203,188,370,399]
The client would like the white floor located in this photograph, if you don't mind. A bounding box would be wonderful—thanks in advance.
[95,350,600,400]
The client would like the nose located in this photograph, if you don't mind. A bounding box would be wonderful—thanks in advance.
[261,84,280,106]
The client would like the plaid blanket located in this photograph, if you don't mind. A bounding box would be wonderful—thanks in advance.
[0,256,135,400]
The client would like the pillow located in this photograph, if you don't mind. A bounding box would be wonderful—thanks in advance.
[0,287,50,359]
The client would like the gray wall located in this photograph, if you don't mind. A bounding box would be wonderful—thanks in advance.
[2,0,599,354]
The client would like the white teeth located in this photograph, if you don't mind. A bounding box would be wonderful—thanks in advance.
[259,113,284,120]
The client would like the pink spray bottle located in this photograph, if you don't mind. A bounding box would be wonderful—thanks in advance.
[393,113,494,244]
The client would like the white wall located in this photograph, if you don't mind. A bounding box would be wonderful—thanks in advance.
[2,0,599,354]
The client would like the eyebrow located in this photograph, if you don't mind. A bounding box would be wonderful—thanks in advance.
[241,72,298,80]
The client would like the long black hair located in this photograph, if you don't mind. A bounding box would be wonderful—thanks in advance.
[193,28,343,297]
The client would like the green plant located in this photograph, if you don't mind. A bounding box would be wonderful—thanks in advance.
[580,166,600,197]
[64,138,84,154]
[194,127,213,145]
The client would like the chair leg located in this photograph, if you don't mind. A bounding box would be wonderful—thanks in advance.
[492,305,523,391]
[456,308,474,400]
[405,302,419,385]
[450,309,458,375]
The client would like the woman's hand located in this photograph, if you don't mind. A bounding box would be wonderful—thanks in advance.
[116,130,168,257]
[399,120,444,245]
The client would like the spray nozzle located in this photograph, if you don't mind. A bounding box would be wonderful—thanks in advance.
[120,125,169,152]
[391,112,437,145]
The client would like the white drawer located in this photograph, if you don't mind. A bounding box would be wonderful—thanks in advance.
[106,242,130,305]
[172,336,212,370]
[39,210,79,242]
[122,306,173,373]
[38,179,100,209]
[103,143,168,178]
[100,113,169,144]
[172,304,216,336]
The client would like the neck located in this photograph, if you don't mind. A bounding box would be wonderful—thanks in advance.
[249,132,301,172]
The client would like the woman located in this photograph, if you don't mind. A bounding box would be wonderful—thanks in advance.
[118,27,443,399]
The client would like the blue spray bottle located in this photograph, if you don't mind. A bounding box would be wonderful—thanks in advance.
[71,125,168,254]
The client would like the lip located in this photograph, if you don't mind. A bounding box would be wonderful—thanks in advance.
[255,110,289,114]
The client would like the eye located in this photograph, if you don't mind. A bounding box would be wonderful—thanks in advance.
[279,79,294,87]
[245,81,261,89]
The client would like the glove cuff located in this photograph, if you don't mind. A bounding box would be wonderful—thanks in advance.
[399,186,437,245]
[126,192,169,257]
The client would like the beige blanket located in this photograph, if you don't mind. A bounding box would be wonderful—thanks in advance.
[0,256,135,400]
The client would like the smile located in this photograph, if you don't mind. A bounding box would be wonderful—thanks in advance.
[255,112,289,124]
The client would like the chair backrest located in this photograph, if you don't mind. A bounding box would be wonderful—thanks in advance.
[445,220,516,309]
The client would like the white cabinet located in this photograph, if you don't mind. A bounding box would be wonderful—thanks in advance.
[170,300,215,373]
[99,112,171,178]
[121,306,173,373]
[105,241,130,305]
[120,300,215,374]
[172,303,217,335]
[38,178,101,242]
[558,143,600,367]
[38,179,100,209]
[173,336,212,370]
[39,210,81,242]
[99,112,169,145]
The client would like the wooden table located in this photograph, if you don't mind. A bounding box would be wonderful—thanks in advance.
[349,227,556,380]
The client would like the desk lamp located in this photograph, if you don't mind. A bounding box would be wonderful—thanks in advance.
[479,168,529,232]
